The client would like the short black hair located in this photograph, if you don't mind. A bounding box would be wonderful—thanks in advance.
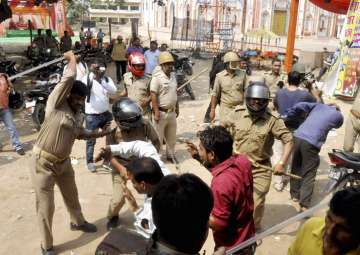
[288,71,302,86]
[272,59,281,64]
[152,174,213,253]
[126,157,164,185]
[150,40,157,45]
[71,80,88,97]
[198,126,233,163]
[330,187,360,239]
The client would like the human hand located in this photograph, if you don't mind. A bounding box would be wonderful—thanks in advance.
[94,147,112,162]
[273,162,285,175]
[153,111,160,122]
[63,51,75,61]
[102,121,112,132]
[186,141,199,159]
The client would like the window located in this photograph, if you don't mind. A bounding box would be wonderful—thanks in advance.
[108,5,117,10]
[119,5,128,10]
[120,18,128,24]
[130,5,139,11]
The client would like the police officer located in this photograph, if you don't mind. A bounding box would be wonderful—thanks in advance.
[150,51,178,160]
[30,51,111,255]
[106,97,160,230]
[223,82,293,230]
[121,52,152,120]
[344,95,360,152]
[209,51,247,122]
[264,59,287,99]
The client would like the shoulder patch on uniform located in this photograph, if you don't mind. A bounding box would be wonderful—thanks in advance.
[216,70,227,77]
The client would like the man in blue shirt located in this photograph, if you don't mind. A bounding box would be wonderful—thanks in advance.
[126,37,144,58]
[283,102,343,211]
[144,41,160,75]
[272,71,317,192]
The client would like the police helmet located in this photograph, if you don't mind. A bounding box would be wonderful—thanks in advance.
[112,98,143,129]
[245,82,270,115]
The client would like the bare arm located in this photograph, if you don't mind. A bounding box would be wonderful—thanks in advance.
[209,215,225,232]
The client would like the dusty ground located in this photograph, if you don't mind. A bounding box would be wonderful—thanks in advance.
[0,59,354,255]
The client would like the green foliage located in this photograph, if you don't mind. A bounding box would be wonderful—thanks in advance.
[66,0,90,25]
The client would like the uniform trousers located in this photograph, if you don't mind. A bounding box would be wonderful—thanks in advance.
[219,104,236,122]
[30,155,85,250]
[343,113,360,152]
[107,172,126,219]
[153,111,177,156]
[290,137,320,208]
[252,165,272,229]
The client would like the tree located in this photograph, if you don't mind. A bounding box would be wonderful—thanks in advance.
[66,0,90,25]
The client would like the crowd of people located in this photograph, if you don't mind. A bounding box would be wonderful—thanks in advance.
[1,30,360,255]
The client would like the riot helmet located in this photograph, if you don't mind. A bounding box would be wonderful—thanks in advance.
[245,82,270,116]
[112,97,143,130]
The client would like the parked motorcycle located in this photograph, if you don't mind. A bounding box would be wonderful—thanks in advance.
[24,74,60,130]
[325,149,360,193]
[171,50,195,100]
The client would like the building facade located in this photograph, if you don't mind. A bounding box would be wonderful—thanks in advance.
[89,0,141,25]
[141,0,345,40]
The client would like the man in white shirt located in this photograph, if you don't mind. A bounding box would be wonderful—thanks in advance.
[144,41,160,75]
[95,141,170,235]
[82,62,117,172]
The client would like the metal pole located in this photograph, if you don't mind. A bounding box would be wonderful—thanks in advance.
[28,20,33,44]
[284,0,299,72]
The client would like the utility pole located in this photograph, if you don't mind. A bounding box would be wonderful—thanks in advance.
[285,0,299,72]
[241,0,247,49]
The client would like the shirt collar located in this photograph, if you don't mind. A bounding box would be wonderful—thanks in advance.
[211,156,236,177]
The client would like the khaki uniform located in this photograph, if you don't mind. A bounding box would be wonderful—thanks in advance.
[224,106,293,228]
[344,97,360,152]
[264,71,287,98]
[106,119,160,219]
[211,69,247,121]
[30,67,86,250]
[150,68,178,156]
[123,72,152,119]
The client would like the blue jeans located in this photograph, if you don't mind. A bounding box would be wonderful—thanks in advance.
[0,108,22,150]
[85,111,113,164]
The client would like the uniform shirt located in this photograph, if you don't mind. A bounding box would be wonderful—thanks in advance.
[107,118,160,152]
[284,102,343,149]
[288,217,360,255]
[123,72,151,112]
[35,66,82,159]
[45,35,58,49]
[111,42,127,61]
[144,49,160,75]
[82,73,117,114]
[150,68,178,109]
[211,69,247,108]
[211,155,255,249]
[63,62,88,81]
[264,71,287,98]
[224,106,293,165]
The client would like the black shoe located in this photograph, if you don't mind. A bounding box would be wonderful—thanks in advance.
[41,246,55,255]
[106,216,119,231]
[70,221,97,233]
[16,148,25,155]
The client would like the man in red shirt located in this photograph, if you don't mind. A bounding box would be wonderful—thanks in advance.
[0,73,24,155]
[187,126,255,253]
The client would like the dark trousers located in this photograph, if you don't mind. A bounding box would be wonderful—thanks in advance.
[85,111,113,164]
[290,137,320,208]
[115,61,127,83]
